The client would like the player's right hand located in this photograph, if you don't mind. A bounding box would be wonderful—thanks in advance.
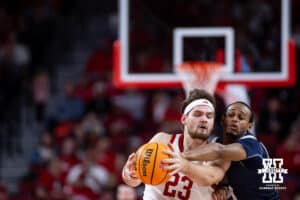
[122,153,142,187]
[124,153,138,179]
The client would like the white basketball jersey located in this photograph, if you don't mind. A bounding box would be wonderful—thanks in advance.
[143,133,214,200]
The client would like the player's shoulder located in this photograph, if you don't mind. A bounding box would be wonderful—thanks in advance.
[149,132,172,144]
[239,134,257,141]
[210,136,223,144]
[238,134,260,145]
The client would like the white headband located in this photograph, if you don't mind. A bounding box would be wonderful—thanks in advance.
[183,99,215,115]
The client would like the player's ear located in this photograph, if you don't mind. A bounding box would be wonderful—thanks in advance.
[248,122,253,130]
[181,114,186,124]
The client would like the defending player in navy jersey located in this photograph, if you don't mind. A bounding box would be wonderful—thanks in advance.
[182,101,280,200]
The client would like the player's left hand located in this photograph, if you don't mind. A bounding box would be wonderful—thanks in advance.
[161,149,189,175]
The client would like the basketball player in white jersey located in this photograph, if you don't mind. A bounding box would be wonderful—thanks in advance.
[122,89,230,200]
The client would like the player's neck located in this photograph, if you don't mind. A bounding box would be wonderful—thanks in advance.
[223,132,239,144]
[184,135,207,151]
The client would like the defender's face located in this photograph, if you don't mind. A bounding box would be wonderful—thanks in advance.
[223,103,253,138]
[182,105,215,140]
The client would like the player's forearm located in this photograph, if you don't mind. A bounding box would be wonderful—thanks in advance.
[122,168,142,187]
[183,143,223,161]
[184,143,247,161]
[182,163,223,186]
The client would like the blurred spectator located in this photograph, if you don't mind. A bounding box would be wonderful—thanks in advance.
[150,91,183,133]
[87,80,112,117]
[162,92,183,122]
[0,31,30,68]
[74,77,93,104]
[35,158,66,200]
[104,103,134,152]
[112,89,147,121]
[256,96,285,156]
[30,131,55,169]
[47,81,85,130]
[116,184,137,200]
[277,118,300,174]
[257,96,283,135]
[32,71,50,122]
[59,137,81,173]
[114,153,127,184]
[150,91,170,123]
[53,121,76,143]
[66,144,110,196]
[72,124,87,152]
[56,81,85,121]
[63,183,98,200]
[84,39,112,82]
[80,111,105,137]
[93,137,124,186]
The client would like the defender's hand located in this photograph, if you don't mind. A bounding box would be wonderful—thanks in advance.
[212,187,227,200]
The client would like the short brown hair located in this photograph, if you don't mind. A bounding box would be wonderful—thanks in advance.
[181,89,216,113]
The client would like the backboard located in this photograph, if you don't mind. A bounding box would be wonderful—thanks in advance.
[114,0,296,88]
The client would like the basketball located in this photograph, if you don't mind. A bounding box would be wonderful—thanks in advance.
[135,142,171,185]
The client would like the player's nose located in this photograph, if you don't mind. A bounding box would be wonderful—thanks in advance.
[231,114,239,122]
[199,116,208,123]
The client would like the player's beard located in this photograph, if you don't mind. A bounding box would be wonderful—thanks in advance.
[189,130,209,140]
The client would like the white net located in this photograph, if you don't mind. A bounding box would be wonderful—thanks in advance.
[176,62,223,96]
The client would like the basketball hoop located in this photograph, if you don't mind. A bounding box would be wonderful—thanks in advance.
[176,61,223,96]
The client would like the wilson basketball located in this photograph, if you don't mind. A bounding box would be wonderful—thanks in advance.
[135,142,171,185]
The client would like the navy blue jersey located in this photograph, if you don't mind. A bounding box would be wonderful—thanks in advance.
[215,133,279,200]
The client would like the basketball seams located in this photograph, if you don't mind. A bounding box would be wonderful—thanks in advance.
[156,151,170,185]
[136,145,142,181]
[150,143,158,184]
[137,144,147,182]
[155,143,170,185]
[161,144,172,185]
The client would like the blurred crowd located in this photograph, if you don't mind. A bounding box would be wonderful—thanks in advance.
[0,0,300,200]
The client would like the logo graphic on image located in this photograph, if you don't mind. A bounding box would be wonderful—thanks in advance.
[258,158,288,184]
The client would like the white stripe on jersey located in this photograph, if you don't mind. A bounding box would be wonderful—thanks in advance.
[240,135,257,140]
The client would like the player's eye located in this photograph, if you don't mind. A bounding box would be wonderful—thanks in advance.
[194,111,214,119]
[192,111,203,117]
[238,115,246,120]
[227,112,234,117]
[206,113,214,119]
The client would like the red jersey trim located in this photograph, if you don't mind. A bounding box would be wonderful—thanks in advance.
[170,134,176,144]
[178,134,184,152]
[169,133,184,152]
